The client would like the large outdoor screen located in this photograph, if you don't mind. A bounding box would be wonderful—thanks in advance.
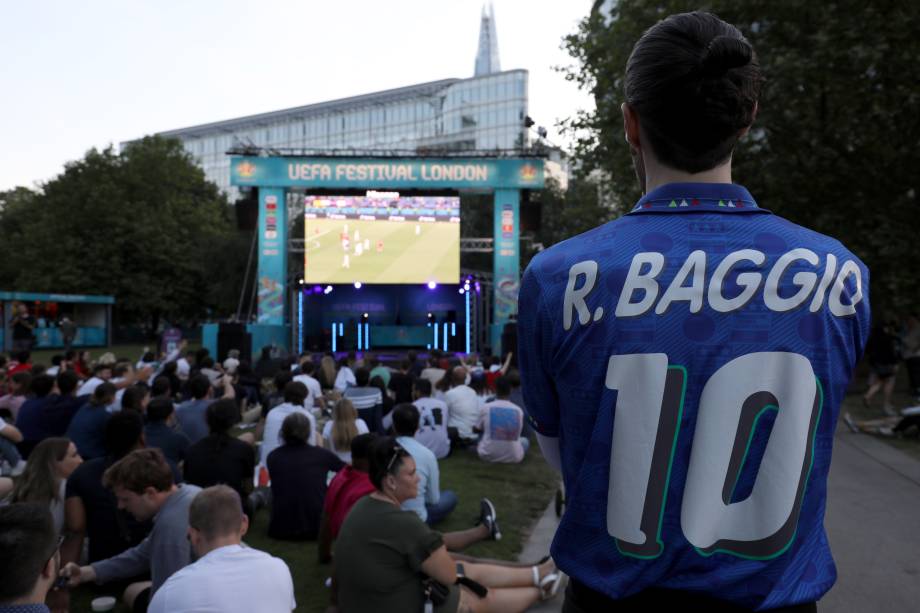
[303,193,460,284]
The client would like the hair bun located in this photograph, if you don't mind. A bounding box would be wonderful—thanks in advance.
[701,35,752,75]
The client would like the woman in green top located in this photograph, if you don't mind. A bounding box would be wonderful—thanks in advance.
[334,436,561,612]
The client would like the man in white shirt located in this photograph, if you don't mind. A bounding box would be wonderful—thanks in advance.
[76,364,114,397]
[148,485,295,613]
[476,376,529,463]
[293,360,323,409]
[411,378,450,459]
[444,367,479,445]
[419,355,446,388]
[259,381,317,469]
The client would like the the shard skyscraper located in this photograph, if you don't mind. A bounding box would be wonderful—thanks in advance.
[474,2,501,76]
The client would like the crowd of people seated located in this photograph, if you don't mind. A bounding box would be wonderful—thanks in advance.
[0,344,549,612]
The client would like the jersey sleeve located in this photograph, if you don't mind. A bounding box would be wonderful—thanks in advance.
[517,261,561,437]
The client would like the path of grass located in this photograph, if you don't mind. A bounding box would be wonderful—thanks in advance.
[67,442,559,612]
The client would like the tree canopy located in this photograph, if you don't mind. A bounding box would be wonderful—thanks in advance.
[561,0,919,313]
[0,136,244,325]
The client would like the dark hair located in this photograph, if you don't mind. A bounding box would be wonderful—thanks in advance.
[30,364,46,376]
[206,399,240,435]
[11,438,71,505]
[0,503,57,602]
[282,381,308,405]
[163,361,178,375]
[104,411,144,458]
[151,376,172,397]
[91,382,117,406]
[369,375,387,395]
[16,350,30,363]
[103,448,174,493]
[56,370,79,395]
[146,396,175,423]
[141,351,156,363]
[65,350,76,361]
[112,363,131,378]
[121,384,149,412]
[414,377,432,396]
[392,403,420,436]
[200,356,215,369]
[93,363,111,377]
[30,374,55,398]
[10,371,31,394]
[51,355,64,367]
[188,374,211,400]
[280,412,312,445]
[625,11,762,173]
[495,375,512,398]
[355,367,371,387]
[274,370,293,392]
[368,436,411,490]
[351,432,377,461]
[301,360,315,375]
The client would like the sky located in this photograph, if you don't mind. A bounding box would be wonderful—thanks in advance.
[0,0,595,191]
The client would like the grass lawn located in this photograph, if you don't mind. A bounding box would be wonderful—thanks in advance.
[67,442,560,612]
[26,343,201,371]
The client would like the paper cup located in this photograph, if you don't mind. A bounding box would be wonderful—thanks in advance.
[91,596,116,611]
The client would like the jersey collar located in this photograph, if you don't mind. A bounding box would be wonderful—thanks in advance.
[628,182,770,215]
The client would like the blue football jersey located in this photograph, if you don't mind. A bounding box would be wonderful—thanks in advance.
[518,182,870,610]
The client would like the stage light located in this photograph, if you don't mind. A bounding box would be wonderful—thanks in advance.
[313,285,322,294]
[324,286,333,294]
[474,282,481,293]
[458,288,465,294]
[354,282,362,289]
[362,312,369,320]
[427,281,437,290]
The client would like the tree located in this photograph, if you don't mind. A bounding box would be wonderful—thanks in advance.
[561,0,920,313]
[0,136,244,328]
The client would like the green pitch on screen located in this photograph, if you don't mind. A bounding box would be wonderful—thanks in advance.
[304,218,460,284]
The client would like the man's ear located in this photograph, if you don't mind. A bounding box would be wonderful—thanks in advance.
[239,514,250,538]
[621,102,642,150]
[739,100,759,138]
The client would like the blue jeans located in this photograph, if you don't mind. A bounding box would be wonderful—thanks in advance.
[0,436,22,466]
[425,489,458,526]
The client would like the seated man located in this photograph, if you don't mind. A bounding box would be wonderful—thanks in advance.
[42,371,85,437]
[292,360,323,409]
[14,374,57,458]
[343,368,384,433]
[392,403,457,526]
[444,366,480,446]
[143,397,191,466]
[476,376,530,464]
[260,381,317,470]
[148,485,296,613]
[175,374,234,445]
[0,503,61,611]
[184,400,255,502]
[66,382,117,461]
[64,412,154,568]
[62,449,201,612]
[411,378,450,459]
[267,413,344,540]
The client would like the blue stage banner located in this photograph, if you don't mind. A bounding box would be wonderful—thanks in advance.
[230,157,544,190]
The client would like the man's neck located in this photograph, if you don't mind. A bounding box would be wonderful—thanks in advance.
[5,587,47,606]
[196,537,241,557]
[643,157,733,194]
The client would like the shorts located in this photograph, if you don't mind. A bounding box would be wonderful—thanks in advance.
[563,579,818,613]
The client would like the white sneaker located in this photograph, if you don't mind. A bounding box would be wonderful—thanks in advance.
[11,460,26,476]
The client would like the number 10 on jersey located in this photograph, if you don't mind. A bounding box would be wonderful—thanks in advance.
[605,352,822,560]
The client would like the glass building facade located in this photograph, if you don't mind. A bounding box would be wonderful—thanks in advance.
[147,70,529,198]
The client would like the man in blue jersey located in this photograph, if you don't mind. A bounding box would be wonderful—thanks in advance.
[518,11,870,613]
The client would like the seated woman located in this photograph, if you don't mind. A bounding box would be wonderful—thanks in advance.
[268,412,344,540]
[183,399,255,502]
[322,398,369,463]
[8,437,83,535]
[334,436,562,613]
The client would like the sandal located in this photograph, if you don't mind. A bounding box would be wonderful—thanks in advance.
[531,560,563,600]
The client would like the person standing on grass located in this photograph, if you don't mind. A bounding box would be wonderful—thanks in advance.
[147,485,296,613]
[518,11,869,611]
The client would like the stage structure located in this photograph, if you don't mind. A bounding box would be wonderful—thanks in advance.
[228,155,544,355]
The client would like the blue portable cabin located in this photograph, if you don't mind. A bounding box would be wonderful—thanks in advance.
[1,291,114,351]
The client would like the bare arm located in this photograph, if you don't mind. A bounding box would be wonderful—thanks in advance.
[419,545,457,586]
[221,376,236,399]
[1,422,23,443]
[500,352,514,375]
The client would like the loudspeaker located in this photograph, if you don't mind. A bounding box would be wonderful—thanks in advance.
[217,323,251,362]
